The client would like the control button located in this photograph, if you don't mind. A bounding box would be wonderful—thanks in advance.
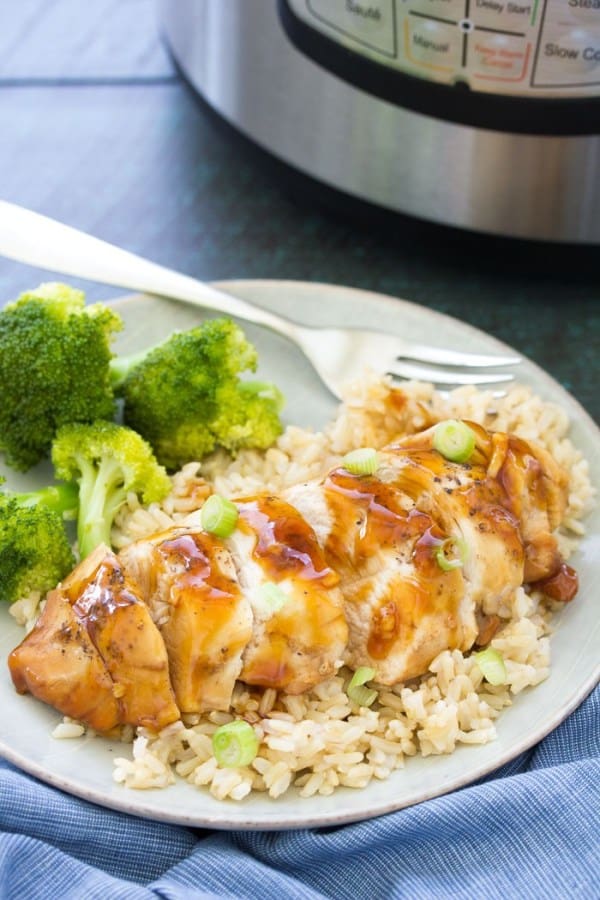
[306,0,396,56]
[405,16,462,70]
[470,0,532,31]
[404,0,465,23]
[471,33,531,80]
[533,26,600,84]
[545,0,600,28]
[503,1,535,26]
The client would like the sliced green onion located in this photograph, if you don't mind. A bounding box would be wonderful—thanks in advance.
[342,448,379,476]
[435,536,469,572]
[212,719,259,768]
[474,647,507,686]
[259,581,288,613]
[200,493,238,538]
[433,420,476,463]
[347,666,378,707]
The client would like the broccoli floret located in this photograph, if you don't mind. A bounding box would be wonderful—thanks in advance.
[210,380,285,454]
[0,282,122,471]
[0,481,78,604]
[51,421,172,558]
[111,318,284,470]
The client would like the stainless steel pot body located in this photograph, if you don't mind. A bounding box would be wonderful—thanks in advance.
[160,0,600,243]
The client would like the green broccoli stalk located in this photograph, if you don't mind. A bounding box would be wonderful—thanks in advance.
[8,482,79,518]
[51,421,172,559]
[0,479,78,604]
[0,282,122,471]
[111,318,285,470]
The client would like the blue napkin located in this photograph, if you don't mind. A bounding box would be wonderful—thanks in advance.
[1,685,598,899]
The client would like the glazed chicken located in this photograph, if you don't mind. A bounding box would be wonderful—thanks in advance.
[228,494,347,694]
[119,526,254,714]
[118,500,347,711]
[8,419,577,733]
[389,420,569,584]
[284,471,479,684]
[9,545,179,732]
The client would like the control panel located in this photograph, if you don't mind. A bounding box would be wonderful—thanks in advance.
[286,0,600,95]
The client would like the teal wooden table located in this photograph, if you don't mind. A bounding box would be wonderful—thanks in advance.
[0,1,598,420]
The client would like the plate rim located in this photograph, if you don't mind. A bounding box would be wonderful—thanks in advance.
[1,279,598,830]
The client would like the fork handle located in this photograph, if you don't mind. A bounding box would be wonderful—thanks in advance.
[0,200,299,341]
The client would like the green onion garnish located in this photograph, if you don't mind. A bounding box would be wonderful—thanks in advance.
[432,420,476,463]
[474,647,507,685]
[212,719,259,768]
[347,666,378,707]
[435,536,469,572]
[259,581,289,613]
[342,448,379,476]
[200,493,239,538]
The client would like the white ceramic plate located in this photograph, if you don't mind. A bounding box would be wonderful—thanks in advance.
[1,280,598,831]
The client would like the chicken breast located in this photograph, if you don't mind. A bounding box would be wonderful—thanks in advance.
[8,417,577,731]
[8,581,121,732]
[483,430,569,581]
[119,526,253,713]
[227,494,348,693]
[379,448,525,618]
[285,471,477,684]
[389,420,570,584]
[9,544,179,732]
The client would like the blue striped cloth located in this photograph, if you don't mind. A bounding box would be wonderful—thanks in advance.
[0,685,598,899]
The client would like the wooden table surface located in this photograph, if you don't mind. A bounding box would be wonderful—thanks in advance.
[1,0,598,420]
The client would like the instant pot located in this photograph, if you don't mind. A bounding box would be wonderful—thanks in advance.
[160,0,600,243]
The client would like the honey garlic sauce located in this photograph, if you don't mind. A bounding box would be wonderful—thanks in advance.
[323,468,439,571]
[155,531,253,713]
[382,447,525,617]
[322,469,470,679]
[236,495,338,587]
[64,552,178,731]
[384,447,524,551]
[389,424,572,587]
[158,532,241,607]
[8,584,122,732]
[493,435,570,582]
[496,435,565,524]
[235,495,347,693]
[69,555,138,623]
